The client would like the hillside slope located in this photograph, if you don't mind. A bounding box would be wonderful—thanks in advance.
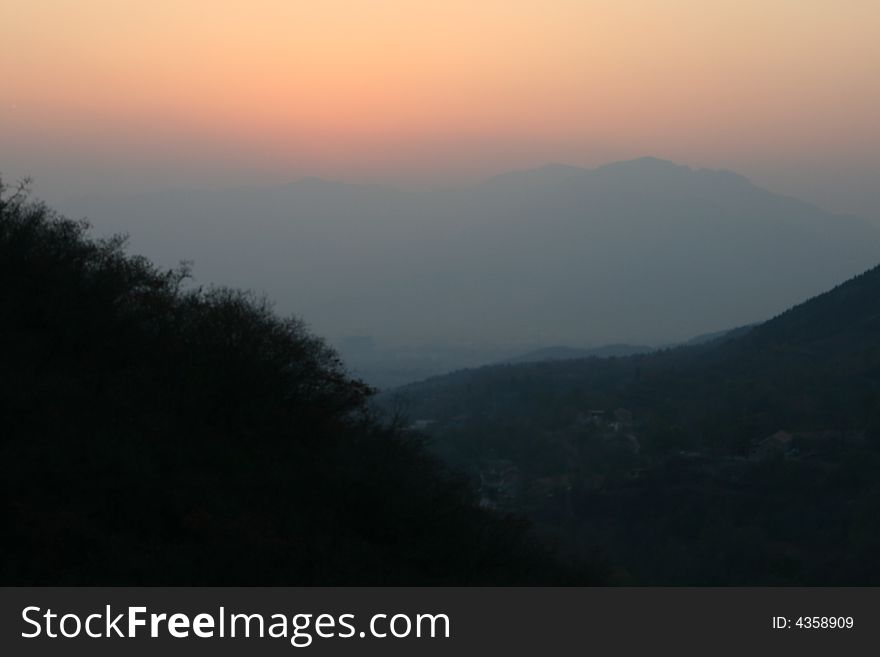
[394,263,880,454]
[386,266,880,584]
[501,344,653,365]
[0,182,592,585]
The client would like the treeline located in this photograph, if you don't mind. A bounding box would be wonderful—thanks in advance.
[0,180,601,585]
[388,262,880,584]
[394,263,880,459]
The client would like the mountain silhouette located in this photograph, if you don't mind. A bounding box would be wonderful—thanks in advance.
[393,262,880,452]
[0,180,593,585]
[61,158,880,350]
[501,343,653,365]
[387,264,880,584]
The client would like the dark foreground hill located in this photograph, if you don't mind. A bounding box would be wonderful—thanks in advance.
[388,265,880,584]
[0,181,597,585]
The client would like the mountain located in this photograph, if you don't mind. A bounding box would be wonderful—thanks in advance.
[502,343,653,365]
[384,264,880,584]
[679,323,755,346]
[0,181,593,585]
[58,157,880,353]
[500,325,756,365]
[392,263,880,451]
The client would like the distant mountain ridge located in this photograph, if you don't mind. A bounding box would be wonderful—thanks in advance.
[380,262,880,585]
[61,157,880,350]
[499,325,755,366]
[389,261,880,452]
[680,323,756,346]
[500,344,653,365]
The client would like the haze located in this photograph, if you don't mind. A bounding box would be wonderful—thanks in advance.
[2,0,878,216]
[2,1,879,384]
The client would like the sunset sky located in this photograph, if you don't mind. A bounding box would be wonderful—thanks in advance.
[2,0,878,216]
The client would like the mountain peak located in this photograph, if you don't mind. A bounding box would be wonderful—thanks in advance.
[612,155,678,167]
[484,157,691,189]
[595,156,688,174]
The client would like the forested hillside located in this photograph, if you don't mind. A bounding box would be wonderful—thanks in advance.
[395,264,880,455]
[0,181,595,585]
[388,266,880,583]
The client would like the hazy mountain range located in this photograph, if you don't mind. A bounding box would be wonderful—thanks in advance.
[59,157,880,384]
[382,262,880,584]
[388,262,880,433]
[500,343,654,365]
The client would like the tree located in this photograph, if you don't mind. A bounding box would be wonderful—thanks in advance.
[0,179,598,585]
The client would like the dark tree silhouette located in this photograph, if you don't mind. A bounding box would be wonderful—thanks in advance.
[0,179,599,585]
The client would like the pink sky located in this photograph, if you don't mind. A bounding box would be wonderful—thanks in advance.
[2,0,878,216]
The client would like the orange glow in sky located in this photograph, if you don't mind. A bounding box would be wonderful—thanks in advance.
[1,0,879,212]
